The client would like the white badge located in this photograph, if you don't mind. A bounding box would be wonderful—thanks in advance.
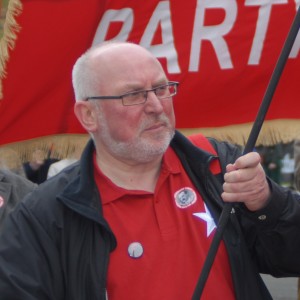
[128,242,143,259]
[174,187,197,208]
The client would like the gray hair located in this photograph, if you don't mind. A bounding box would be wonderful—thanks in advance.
[72,46,100,102]
[72,41,132,101]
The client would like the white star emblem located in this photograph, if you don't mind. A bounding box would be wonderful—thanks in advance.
[193,204,216,237]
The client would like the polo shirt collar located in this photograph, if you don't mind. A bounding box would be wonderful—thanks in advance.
[94,147,181,204]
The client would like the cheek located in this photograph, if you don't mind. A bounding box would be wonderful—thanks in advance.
[101,105,142,141]
[163,101,176,126]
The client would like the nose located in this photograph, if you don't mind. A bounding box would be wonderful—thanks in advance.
[144,90,164,114]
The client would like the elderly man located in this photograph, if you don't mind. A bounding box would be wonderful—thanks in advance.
[0,42,299,300]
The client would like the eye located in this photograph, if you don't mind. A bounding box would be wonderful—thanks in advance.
[155,85,168,96]
[122,90,146,105]
[128,91,144,99]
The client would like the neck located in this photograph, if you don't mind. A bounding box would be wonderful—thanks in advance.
[96,151,163,192]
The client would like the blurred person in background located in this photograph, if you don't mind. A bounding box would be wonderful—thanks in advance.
[23,148,58,184]
[293,138,300,300]
[0,168,37,233]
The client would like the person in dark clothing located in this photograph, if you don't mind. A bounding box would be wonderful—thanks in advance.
[260,144,283,185]
[293,138,300,300]
[23,149,58,184]
[0,42,300,300]
[0,169,37,233]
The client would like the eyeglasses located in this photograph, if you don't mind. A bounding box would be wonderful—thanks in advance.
[85,81,179,106]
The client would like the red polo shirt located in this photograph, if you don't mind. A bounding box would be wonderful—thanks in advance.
[94,147,235,300]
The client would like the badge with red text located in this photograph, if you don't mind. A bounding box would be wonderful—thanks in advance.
[174,187,197,208]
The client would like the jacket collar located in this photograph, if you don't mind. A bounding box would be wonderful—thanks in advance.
[58,131,216,245]
[171,130,225,212]
[60,131,216,212]
[171,130,217,171]
[58,140,115,238]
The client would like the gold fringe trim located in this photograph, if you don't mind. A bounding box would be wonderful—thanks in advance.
[0,134,89,171]
[179,119,300,147]
[0,0,22,99]
[0,120,300,171]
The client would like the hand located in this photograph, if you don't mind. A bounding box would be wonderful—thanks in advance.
[221,152,270,211]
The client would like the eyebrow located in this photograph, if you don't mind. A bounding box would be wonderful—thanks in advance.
[122,79,168,93]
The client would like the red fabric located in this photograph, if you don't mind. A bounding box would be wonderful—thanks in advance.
[0,1,299,145]
[188,133,220,174]
[0,0,105,143]
[93,148,235,299]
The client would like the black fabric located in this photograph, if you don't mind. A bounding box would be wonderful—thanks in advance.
[23,158,59,184]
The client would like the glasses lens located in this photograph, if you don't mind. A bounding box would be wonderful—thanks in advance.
[122,91,146,106]
[122,82,178,105]
[168,83,177,96]
[156,83,177,99]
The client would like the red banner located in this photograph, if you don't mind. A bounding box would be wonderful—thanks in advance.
[0,0,299,151]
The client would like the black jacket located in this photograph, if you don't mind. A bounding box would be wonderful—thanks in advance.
[0,169,37,233]
[0,131,300,300]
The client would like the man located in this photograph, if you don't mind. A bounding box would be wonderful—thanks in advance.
[0,42,299,300]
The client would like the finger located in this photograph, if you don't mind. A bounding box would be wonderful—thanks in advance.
[225,163,236,172]
[222,164,269,210]
[233,152,261,169]
[221,180,270,211]
[223,179,256,194]
[222,176,265,199]
[224,167,257,183]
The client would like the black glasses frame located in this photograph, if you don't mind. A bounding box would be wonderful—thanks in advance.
[85,81,179,106]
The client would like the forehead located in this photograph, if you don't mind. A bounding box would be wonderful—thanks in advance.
[92,43,155,61]
[91,44,167,85]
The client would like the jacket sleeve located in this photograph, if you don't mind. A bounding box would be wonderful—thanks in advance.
[0,198,64,300]
[0,170,37,233]
[239,180,300,277]
[207,137,242,173]
[211,139,300,277]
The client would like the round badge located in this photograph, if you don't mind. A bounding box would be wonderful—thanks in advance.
[128,242,143,259]
[174,187,197,208]
[0,196,4,208]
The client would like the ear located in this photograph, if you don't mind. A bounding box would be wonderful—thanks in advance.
[74,101,98,133]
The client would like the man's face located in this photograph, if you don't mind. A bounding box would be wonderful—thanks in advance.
[92,45,176,163]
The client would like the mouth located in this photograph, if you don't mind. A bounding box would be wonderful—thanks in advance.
[145,122,166,131]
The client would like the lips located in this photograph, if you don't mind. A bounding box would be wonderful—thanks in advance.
[145,122,166,131]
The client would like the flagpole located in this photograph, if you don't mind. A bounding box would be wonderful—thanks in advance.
[192,6,300,299]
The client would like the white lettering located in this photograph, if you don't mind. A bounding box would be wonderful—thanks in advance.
[92,8,133,45]
[245,0,288,65]
[290,32,300,59]
[290,0,300,58]
[92,1,297,70]
[189,0,237,72]
[140,1,180,73]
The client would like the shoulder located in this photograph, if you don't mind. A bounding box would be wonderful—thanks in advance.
[47,159,78,178]
[0,169,37,190]
[207,136,241,159]
[0,170,37,232]
[18,166,80,229]
[33,162,80,203]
